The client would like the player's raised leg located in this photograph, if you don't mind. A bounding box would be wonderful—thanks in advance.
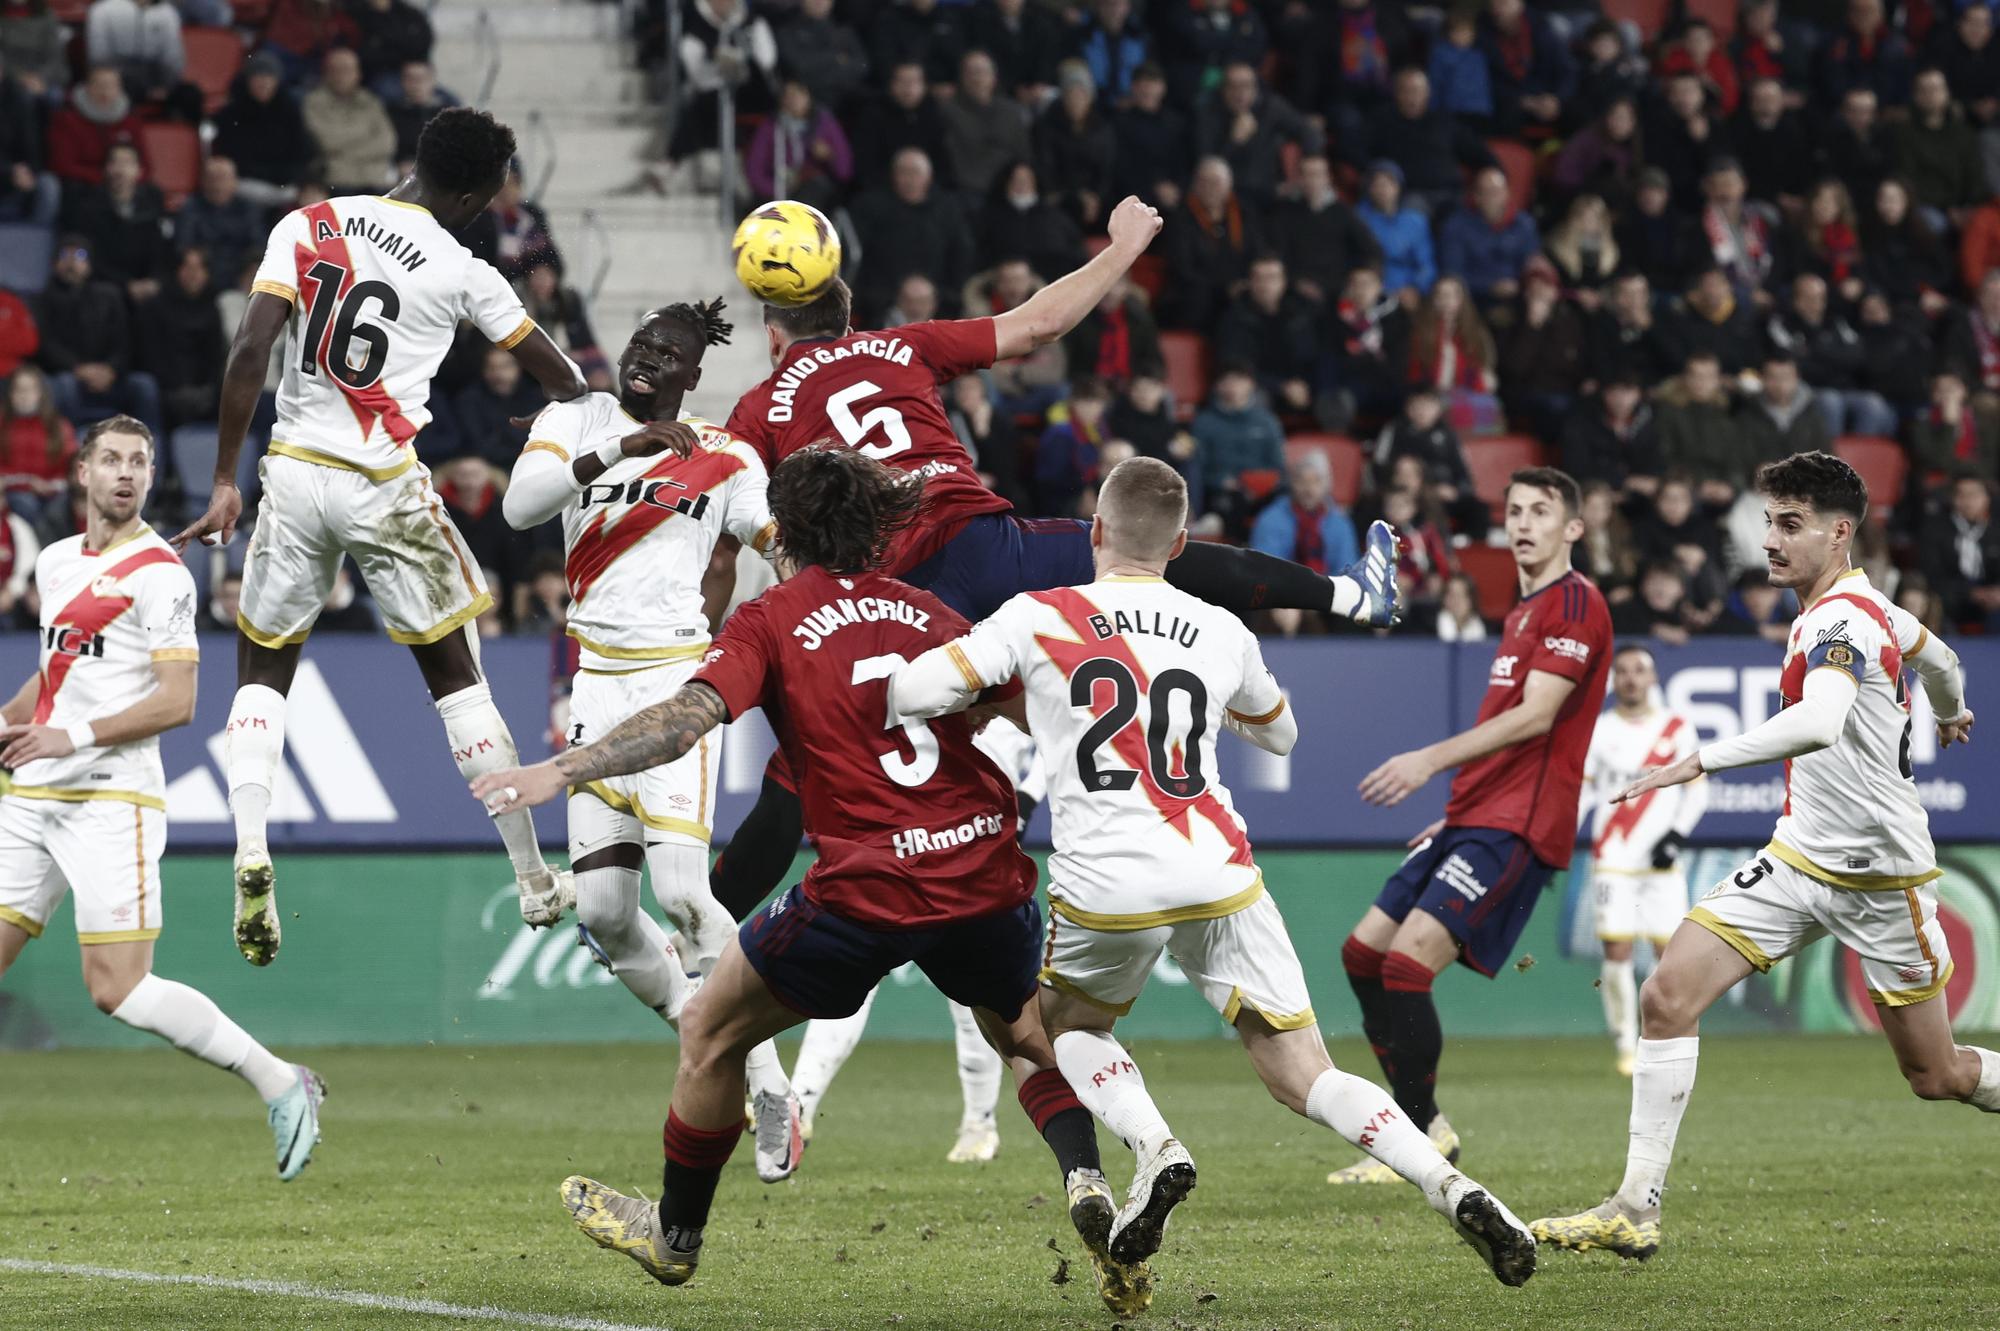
[570,796,690,1024]
[1879,988,2000,1110]
[947,1000,1004,1162]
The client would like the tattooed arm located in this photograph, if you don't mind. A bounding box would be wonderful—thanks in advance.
[470,682,731,816]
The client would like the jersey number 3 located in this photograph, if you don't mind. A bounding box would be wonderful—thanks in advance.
[853,653,938,787]
[300,260,399,389]
[1071,659,1209,798]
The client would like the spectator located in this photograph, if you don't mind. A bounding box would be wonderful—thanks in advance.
[0,286,34,376]
[1576,479,1641,599]
[517,262,598,362]
[1193,59,1318,210]
[966,0,1062,101]
[1644,71,1723,205]
[1544,193,1620,303]
[1575,21,1648,121]
[1164,0,1266,105]
[1268,154,1378,307]
[1920,472,2000,628]
[0,496,37,626]
[1408,275,1500,434]
[1657,353,1751,510]
[1353,67,1494,219]
[869,0,964,90]
[1063,281,1159,388]
[1379,479,1455,609]
[1782,177,1864,304]
[1617,166,1704,294]
[1863,177,1952,317]
[1321,264,1409,430]
[1731,76,1811,214]
[1561,373,1663,496]
[1820,86,1894,205]
[665,0,779,176]
[212,51,312,207]
[1435,572,1489,641]
[512,549,568,639]
[1,364,75,526]
[745,78,853,215]
[1035,376,1111,516]
[852,62,951,191]
[1738,353,1830,466]
[1818,0,1913,109]
[46,64,146,188]
[979,162,1081,289]
[1106,366,1200,506]
[464,166,558,281]
[850,147,974,324]
[138,245,223,430]
[1071,0,1148,104]
[1855,286,1932,418]
[1931,4,2000,133]
[1658,17,1738,117]
[1715,568,1791,641]
[1372,387,1489,535]
[1586,269,1679,389]
[174,156,262,286]
[0,50,56,225]
[1109,61,1190,210]
[937,50,1027,204]
[35,236,160,437]
[1960,190,2000,293]
[258,0,358,85]
[350,0,432,88]
[1897,572,1946,634]
[1942,270,2000,402]
[1439,165,1540,308]
[777,0,869,112]
[882,272,938,329]
[433,456,529,620]
[62,142,171,302]
[1767,272,1896,437]
[1894,68,1983,230]
[2,0,69,98]
[1296,0,1412,135]
[1192,361,1285,533]
[303,46,397,194]
[1159,156,1261,330]
[1499,260,1586,441]
[1356,161,1434,305]
[86,0,200,124]
[1552,97,1642,213]
[945,374,1024,509]
[1249,447,1358,637]
[1428,9,1492,126]
[1732,0,1809,100]
[1215,254,1318,416]
[1611,560,1696,643]
[1911,370,1999,484]
[1476,0,1572,138]
[1700,158,1775,300]
[1034,59,1115,232]
[383,60,455,168]
[1669,265,1762,375]
[441,346,544,470]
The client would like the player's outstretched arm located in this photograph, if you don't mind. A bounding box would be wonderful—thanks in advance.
[1360,669,1578,807]
[171,292,290,550]
[0,661,196,767]
[1224,703,1298,756]
[1617,667,1859,805]
[991,196,1163,361]
[509,326,588,404]
[888,641,986,720]
[472,681,730,815]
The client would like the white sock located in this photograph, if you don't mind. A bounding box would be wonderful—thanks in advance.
[1601,957,1638,1057]
[1304,1067,1456,1208]
[437,682,545,881]
[950,1001,1002,1125]
[225,684,285,852]
[110,973,296,1102]
[1614,1035,1700,1215]
[1328,574,1363,617]
[792,986,877,1122]
[1971,1047,2000,1112]
[573,865,688,1023]
[1052,1029,1171,1156]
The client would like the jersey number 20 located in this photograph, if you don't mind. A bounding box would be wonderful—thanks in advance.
[300,260,399,389]
[1071,659,1208,798]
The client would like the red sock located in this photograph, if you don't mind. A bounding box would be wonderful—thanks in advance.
[662,1107,744,1169]
[1380,952,1436,993]
[1341,935,1387,979]
[1016,1067,1084,1133]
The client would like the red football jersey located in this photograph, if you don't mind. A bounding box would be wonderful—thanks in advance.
[724,320,1014,573]
[1444,569,1613,867]
[693,564,1035,929]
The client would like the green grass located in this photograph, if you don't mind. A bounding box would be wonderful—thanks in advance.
[3,1036,1998,1330]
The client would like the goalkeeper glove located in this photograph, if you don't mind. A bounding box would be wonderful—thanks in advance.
[1651,830,1688,870]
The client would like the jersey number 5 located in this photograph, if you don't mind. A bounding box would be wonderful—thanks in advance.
[300,260,399,389]
[1071,659,1209,798]
[852,653,938,787]
[827,381,912,459]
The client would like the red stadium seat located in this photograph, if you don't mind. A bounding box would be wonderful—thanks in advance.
[1600,0,1671,42]
[1464,434,1546,520]
[139,122,201,209]
[184,28,245,116]
[1458,544,1520,622]
[1084,235,1112,258]
[47,0,87,20]
[1483,139,1538,220]
[231,0,273,22]
[1685,0,1739,41]
[1834,435,1909,523]
[1126,253,1166,302]
[1284,433,1364,507]
[1158,331,1211,421]
[1239,467,1281,502]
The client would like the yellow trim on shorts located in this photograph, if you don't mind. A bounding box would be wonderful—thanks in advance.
[496,318,536,350]
[0,903,45,937]
[570,779,711,842]
[946,642,983,691]
[78,927,162,945]
[236,611,313,649]
[1047,876,1264,933]
[521,440,570,462]
[1596,931,1638,942]
[567,629,710,663]
[1767,839,1943,892]
[251,280,296,302]
[1037,967,1137,1016]
[151,648,199,663]
[1228,698,1286,726]
[268,440,417,483]
[7,785,165,811]
[385,593,494,645]
[1686,906,1775,973]
[1869,961,1955,1007]
[1221,988,1316,1030]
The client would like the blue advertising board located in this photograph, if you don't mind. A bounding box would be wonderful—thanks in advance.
[0,633,1989,849]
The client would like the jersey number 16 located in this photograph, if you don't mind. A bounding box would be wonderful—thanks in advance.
[300,260,399,389]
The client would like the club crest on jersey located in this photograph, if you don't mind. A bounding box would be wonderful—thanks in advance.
[90,574,122,598]
[1822,642,1855,668]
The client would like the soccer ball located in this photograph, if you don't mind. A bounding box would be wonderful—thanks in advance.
[732,200,842,307]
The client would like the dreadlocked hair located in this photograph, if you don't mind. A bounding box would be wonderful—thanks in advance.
[769,446,926,574]
[658,296,733,347]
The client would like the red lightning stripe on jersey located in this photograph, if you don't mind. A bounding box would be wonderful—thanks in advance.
[295,201,417,445]
[564,448,747,601]
[1594,714,1687,852]
[33,546,181,724]
[1030,586,1255,866]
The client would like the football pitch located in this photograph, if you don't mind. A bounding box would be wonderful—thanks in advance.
[3,1035,1996,1331]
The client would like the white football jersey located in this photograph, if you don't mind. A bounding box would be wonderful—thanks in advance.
[14,528,198,808]
[518,394,774,672]
[952,576,1282,924]
[1579,706,1706,873]
[252,196,534,479]
[1768,570,1937,889]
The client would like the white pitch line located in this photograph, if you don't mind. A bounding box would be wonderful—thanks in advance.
[0,1258,675,1331]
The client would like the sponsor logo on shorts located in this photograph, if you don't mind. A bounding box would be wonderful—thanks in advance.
[891,811,1005,860]
[1898,965,1927,982]
[1438,853,1488,902]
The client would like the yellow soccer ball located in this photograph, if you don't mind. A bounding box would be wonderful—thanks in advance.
[732,200,842,307]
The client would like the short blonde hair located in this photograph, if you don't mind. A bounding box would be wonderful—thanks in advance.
[1097,456,1187,561]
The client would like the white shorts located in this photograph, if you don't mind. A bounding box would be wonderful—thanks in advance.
[566,661,721,847]
[1041,889,1315,1029]
[1594,867,1689,946]
[1688,850,1953,1007]
[0,794,165,943]
[239,451,491,647]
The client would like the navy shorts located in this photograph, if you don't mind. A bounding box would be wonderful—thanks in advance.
[1373,827,1555,977]
[902,513,1093,620]
[738,884,1044,1021]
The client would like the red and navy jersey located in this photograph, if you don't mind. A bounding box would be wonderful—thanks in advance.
[692,564,1034,929]
[1444,568,1613,867]
[723,320,1014,574]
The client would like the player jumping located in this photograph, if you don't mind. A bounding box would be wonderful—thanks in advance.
[0,417,324,1178]
[172,108,590,964]
[1534,451,1999,1261]
[473,449,1152,1314]
[889,455,1539,1287]
[1577,645,1708,1075]
[1327,467,1612,1184]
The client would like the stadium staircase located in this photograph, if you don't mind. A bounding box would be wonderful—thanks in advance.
[430,0,768,421]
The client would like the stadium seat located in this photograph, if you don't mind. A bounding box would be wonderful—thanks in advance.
[184,28,245,116]
[1685,0,1739,41]
[1600,0,1671,41]
[139,122,201,208]
[0,223,55,295]
[1158,331,1211,421]
[1834,435,1909,523]
[1464,434,1546,520]
[172,425,221,513]
[1126,252,1166,302]
[1240,467,1281,502]
[47,0,86,19]
[1484,139,1538,220]
[231,0,272,21]
[1458,544,1519,622]
[1084,235,1111,259]
[1284,433,1364,507]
